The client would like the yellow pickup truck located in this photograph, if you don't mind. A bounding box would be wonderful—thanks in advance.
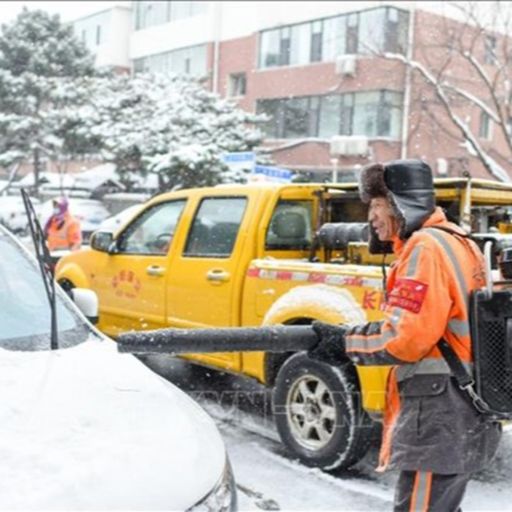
[55,177,512,470]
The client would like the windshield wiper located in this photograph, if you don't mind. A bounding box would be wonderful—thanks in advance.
[21,188,58,350]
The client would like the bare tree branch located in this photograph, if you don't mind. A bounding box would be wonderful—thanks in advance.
[442,82,500,121]
[382,51,510,182]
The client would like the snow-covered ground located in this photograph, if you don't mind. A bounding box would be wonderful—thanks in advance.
[141,354,512,512]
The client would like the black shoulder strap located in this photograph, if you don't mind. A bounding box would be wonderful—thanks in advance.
[437,338,473,388]
[438,338,495,414]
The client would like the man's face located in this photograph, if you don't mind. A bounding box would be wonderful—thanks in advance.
[368,197,399,241]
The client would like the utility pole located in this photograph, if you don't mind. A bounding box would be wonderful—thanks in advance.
[330,157,339,183]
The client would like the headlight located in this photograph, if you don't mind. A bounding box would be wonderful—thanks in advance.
[188,456,237,512]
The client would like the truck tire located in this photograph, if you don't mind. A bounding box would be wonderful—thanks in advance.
[273,352,374,470]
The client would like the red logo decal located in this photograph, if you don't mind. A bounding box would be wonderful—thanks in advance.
[111,269,141,299]
[387,278,428,314]
[362,290,384,310]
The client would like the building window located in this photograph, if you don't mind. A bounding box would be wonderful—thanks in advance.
[318,95,342,138]
[339,94,354,135]
[135,1,170,30]
[279,27,291,66]
[228,73,247,97]
[257,90,402,139]
[283,98,310,138]
[384,7,408,53]
[322,15,346,61]
[479,111,492,139]
[311,21,323,62]
[257,99,284,138]
[484,35,496,65]
[133,44,207,77]
[96,25,101,45]
[259,29,280,68]
[308,97,320,135]
[378,91,403,136]
[134,1,206,30]
[352,92,379,136]
[358,9,385,54]
[170,1,207,22]
[133,58,146,73]
[349,90,402,137]
[258,6,409,69]
[346,13,359,54]
[289,23,311,66]
[172,45,207,76]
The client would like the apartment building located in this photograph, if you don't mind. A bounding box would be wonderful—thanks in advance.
[75,1,511,182]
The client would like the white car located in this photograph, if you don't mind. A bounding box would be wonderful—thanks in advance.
[39,198,111,242]
[0,224,237,510]
[0,194,41,234]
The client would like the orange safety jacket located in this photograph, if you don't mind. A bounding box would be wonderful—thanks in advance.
[345,207,501,474]
[46,214,82,251]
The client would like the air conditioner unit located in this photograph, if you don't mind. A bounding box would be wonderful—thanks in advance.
[331,136,368,156]
[346,136,368,155]
[437,158,448,176]
[335,55,356,77]
[330,136,347,156]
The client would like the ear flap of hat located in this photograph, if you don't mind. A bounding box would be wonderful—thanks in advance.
[358,163,388,203]
[368,224,394,254]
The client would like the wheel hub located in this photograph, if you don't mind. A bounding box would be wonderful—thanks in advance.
[304,398,320,422]
[286,374,336,450]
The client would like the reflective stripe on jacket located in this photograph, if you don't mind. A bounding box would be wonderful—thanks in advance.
[345,207,501,473]
[46,214,82,251]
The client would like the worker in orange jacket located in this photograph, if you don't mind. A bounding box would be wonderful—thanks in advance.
[44,197,82,252]
[309,159,502,511]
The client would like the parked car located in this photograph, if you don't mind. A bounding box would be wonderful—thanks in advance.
[39,197,111,242]
[0,223,237,510]
[0,194,41,235]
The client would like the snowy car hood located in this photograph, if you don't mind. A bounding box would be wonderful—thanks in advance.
[0,337,226,510]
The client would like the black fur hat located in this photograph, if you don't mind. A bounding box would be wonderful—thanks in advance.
[359,159,435,243]
[359,163,388,204]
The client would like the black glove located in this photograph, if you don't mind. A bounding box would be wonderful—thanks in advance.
[308,321,348,366]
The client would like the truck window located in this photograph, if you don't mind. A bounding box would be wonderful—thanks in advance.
[116,200,186,255]
[266,200,312,250]
[329,197,368,223]
[184,197,247,258]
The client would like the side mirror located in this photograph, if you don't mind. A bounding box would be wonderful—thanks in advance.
[70,288,99,325]
[90,231,115,253]
[499,247,512,280]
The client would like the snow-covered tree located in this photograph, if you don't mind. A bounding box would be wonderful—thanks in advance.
[85,73,266,191]
[375,2,512,181]
[0,8,98,194]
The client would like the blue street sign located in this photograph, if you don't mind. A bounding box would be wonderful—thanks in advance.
[253,165,293,183]
[221,152,256,163]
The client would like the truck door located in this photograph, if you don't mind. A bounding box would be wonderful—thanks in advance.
[165,195,248,371]
[94,199,186,337]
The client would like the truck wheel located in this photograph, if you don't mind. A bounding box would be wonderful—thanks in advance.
[273,352,374,471]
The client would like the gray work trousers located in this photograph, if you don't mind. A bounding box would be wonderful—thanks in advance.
[393,470,471,512]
